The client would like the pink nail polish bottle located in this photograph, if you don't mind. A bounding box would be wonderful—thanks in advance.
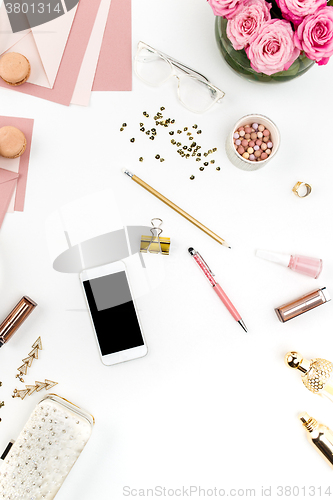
[256,250,323,278]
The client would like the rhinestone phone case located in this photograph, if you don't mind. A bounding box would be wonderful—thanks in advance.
[0,394,94,500]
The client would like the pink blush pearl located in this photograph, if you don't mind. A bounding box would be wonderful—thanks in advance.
[245,127,252,134]
[261,152,268,160]
[249,140,255,147]
[237,146,245,155]
[241,139,248,147]
[255,140,262,146]
[263,129,270,136]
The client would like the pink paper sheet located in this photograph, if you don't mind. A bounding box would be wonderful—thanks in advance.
[0,116,34,212]
[71,0,112,106]
[0,0,101,105]
[0,169,19,230]
[92,0,132,91]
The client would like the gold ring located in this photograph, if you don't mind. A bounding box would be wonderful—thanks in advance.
[292,181,312,198]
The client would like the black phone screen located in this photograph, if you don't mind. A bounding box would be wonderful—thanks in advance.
[83,270,144,356]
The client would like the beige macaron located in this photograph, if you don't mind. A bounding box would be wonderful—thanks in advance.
[0,126,27,158]
[0,52,31,86]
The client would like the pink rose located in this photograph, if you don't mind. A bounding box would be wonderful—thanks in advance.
[226,0,271,50]
[295,6,333,65]
[276,0,326,26]
[207,0,244,20]
[245,19,301,75]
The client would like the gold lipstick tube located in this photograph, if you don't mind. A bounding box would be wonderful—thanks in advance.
[299,412,333,469]
[275,287,330,322]
[0,296,37,347]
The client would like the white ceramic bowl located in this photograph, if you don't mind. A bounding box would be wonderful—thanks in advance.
[226,113,280,171]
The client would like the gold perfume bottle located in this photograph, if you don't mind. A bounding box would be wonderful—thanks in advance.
[284,351,333,402]
[299,412,333,468]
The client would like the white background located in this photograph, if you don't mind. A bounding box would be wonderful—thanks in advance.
[1,0,333,498]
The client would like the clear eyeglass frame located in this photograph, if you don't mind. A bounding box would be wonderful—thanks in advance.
[134,41,225,114]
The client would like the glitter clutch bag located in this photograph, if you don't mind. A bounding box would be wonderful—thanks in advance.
[0,394,94,500]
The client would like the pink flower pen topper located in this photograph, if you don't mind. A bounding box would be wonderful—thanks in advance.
[188,247,248,332]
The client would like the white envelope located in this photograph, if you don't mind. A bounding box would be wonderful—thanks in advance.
[0,155,20,212]
[0,3,77,89]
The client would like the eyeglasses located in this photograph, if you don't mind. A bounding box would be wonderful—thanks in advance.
[134,41,225,114]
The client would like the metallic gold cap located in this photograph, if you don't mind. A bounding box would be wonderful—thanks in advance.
[284,352,311,374]
[285,352,333,394]
[299,412,318,432]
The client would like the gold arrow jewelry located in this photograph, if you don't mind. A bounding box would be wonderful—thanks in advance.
[44,380,58,390]
[31,337,42,350]
[35,381,46,392]
[22,356,34,367]
[15,337,42,382]
[28,346,39,359]
[12,379,58,400]
[12,389,29,400]
[25,385,37,396]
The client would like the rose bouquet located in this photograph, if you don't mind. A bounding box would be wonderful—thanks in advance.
[208,0,333,76]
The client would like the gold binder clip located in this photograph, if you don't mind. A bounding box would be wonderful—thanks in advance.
[140,218,170,255]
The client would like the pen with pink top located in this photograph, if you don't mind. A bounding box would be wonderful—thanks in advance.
[188,247,248,332]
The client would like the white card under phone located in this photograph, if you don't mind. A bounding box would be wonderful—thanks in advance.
[0,394,94,500]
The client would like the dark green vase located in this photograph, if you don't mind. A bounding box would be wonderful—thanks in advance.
[215,16,315,83]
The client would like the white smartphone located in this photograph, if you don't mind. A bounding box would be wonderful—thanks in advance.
[80,260,148,365]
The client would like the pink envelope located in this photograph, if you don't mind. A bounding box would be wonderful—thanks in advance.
[0,116,34,212]
[0,4,77,89]
[0,0,101,105]
[93,0,132,91]
[0,168,19,230]
[71,0,132,105]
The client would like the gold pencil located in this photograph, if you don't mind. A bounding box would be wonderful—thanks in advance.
[122,169,231,248]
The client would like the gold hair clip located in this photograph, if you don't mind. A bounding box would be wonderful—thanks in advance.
[140,218,170,255]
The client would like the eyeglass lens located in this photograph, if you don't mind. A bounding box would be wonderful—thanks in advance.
[178,76,219,113]
[135,47,173,86]
[136,45,220,113]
